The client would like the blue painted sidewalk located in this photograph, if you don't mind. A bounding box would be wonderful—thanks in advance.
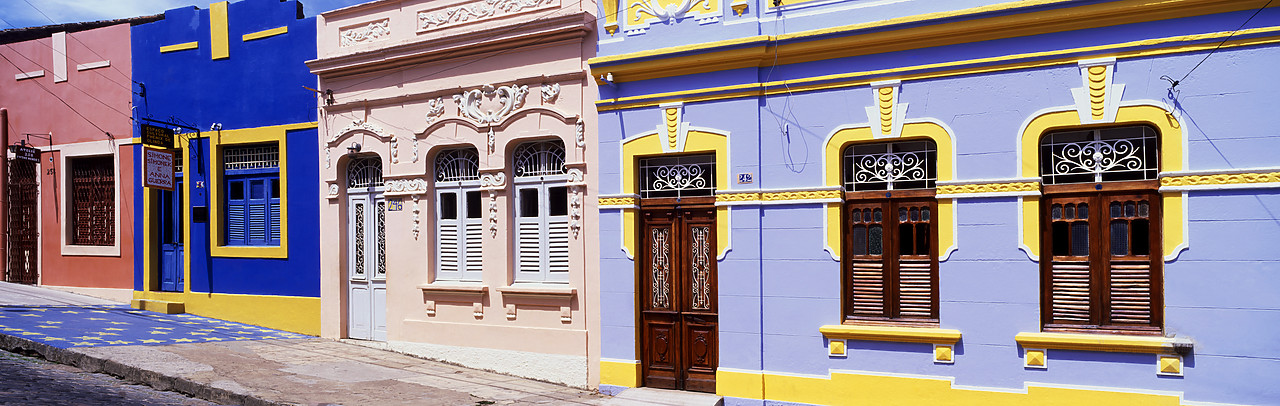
[0,305,308,349]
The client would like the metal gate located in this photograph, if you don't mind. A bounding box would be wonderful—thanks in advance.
[6,159,38,284]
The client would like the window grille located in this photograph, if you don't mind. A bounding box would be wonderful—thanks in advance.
[71,156,115,246]
[842,140,936,191]
[639,154,715,199]
[1040,126,1158,185]
[223,144,279,171]
[435,148,480,182]
[513,140,566,177]
[174,149,184,174]
[347,156,383,188]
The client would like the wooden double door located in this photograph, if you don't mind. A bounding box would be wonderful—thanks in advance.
[640,206,718,393]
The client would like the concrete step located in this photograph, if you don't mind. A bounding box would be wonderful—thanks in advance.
[605,387,724,406]
[129,299,185,314]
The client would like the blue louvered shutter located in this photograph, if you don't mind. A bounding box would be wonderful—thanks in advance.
[226,180,247,245]
[247,179,268,244]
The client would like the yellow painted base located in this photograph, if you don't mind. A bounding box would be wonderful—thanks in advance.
[130,299,186,314]
[132,291,319,335]
[600,360,641,387]
[717,369,1190,405]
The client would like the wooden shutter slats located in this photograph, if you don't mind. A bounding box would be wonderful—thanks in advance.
[849,259,886,315]
[1050,260,1092,322]
[898,258,933,317]
[1109,260,1152,324]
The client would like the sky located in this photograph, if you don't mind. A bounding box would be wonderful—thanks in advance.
[0,0,372,30]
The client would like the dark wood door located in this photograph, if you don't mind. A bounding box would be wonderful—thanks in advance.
[640,206,717,393]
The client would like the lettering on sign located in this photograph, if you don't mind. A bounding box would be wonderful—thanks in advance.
[387,200,404,212]
[144,148,175,191]
[9,145,40,162]
[737,173,754,184]
[140,124,175,148]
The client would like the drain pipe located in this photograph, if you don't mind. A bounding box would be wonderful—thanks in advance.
[1,108,9,281]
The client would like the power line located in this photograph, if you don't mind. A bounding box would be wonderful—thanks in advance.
[1162,0,1274,89]
[0,51,114,136]
[6,2,136,92]
[0,42,134,120]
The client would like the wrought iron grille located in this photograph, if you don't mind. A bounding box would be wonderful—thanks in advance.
[347,156,384,188]
[842,140,936,191]
[513,140,566,177]
[1040,126,1159,184]
[376,201,386,276]
[223,144,279,170]
[639,154,715,199]
[435,148,480,182]
[6,159,39,284]
[71,156,115,246]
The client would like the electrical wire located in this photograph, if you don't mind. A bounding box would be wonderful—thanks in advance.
[1162,0,1274,88]
[0,51,113,135]
[5,3,136,93]
[0,42,135,120]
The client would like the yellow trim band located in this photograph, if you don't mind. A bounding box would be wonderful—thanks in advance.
[210,1,230,60]
[133,290,319,335]
[819,324,961,344]
[1161,171,1280,188]
[159,42,199,53]
[1014,332,1188,354]
[600,360,641,387]
[243,26,288,42]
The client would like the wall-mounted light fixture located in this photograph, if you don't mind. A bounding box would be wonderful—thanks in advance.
[347,143,362,155]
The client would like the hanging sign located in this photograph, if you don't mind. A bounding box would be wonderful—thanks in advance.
[9,144,40,162]
[140,124,175,148]
[144,147,175,191]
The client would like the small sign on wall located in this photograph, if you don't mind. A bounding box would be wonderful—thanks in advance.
[387,200,403,212]
[143,147,175,191]
[737,173,754,184]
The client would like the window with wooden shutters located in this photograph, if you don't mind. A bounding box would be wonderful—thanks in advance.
[1039,125,1162,333]
[434,148,483,282]
[223,144,280,247]
[70,156,115,246]
[841,140,938,323]
[512,140,569,283]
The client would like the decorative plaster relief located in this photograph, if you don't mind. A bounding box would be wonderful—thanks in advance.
[656,103,690,153]
[418,0,556,31]
[624,0,721,35]
[575,119,585,148]
[1070,58,1124,124]
[761,189,841,202]
[412,195,421,239]
[330,119,391,144]
[567,168,585,238]
[324,147,331,169]
[1160,171,1280,188]
[454,84,530,125]
[390,136,400,164]
[630,0,712,24]
[864,80,906,139]
[327,182,340,199]
[541,83,560,103]
[339,19,391,47]
[480,172,506,237]
[425,97,446,125]
[936,181,1040,196]
[598,196,639,206]
[385,178,430,194]
[412,140,420,163]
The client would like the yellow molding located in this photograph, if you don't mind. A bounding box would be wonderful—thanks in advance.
[159,41,199,53]
[590,0,1274,84]
[716,192,761,202]
[598,196,639,206]
[936,182,1039,195]
[1014,332,1187,354]
[210,1,230,60]
[1161,171,1280,187]
[819,324,961,344]
[596,26,1280,111]
[243,26,288,42]
[762,189,840,201]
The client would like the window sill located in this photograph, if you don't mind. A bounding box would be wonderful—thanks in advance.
[417,282,488,296]
[496,284,576,298]
[819,324,961,344]
[210,245,287,259]
[1014,332,1192,354]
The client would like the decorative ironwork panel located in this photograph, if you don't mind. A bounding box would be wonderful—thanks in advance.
[435,148,480,182]
[1040,126,1158,184]
[843,140,936,191]
[639,154,715,199]
[376,201,386,277]
[513,140,566,177]
[354,203,366,277]
[223,144,279,170]
[6,159,38,284]
[690,226,711,310]
[347,156,384,188]
[71,156,115,246]
[650,227,672,309]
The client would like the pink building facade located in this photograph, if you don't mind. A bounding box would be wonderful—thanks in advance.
[309,0,601,387]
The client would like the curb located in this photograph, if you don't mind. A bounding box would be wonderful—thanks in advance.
[0,333,284,406]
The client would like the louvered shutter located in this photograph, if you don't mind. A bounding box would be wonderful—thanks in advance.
[436,191,461,280]
[845,203,887,318]
[547,218,570,278]
[518,219,541,275]
[1045,198,1094,325]
[1105,194,1159,327]
[464,222,483,277]
[227,203,246,245]
[895,202,935,319]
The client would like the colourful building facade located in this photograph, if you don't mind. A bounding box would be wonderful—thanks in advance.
[591,0,1280,404]
[130,0,321,334]
[309,0,601,387]
[0,18,157,301]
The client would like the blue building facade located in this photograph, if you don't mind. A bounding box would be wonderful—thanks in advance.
[130,0,320,334]
[591,0,1280,404]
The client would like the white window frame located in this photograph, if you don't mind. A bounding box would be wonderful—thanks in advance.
[512,140,570,283]
[57,140,121,257]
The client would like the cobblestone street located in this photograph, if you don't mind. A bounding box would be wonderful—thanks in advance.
[0,350,213,406]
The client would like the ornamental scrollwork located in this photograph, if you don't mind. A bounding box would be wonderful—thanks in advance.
[630,0,710,23]
[852,151,931,185]
[418,0,554,31]
[479,172,506,189]
[936,182,1040,195]
[452,83,530,125]
[598,196,638,206]
[424,97,445,126]
[715,192,760,202]
[575,119,585,148]
[1160,172,1280,187]
[1049,139,1146,176]
[761,190,841,201]
[648,164,707,192]
[385,178,429,194]
[339,19,390,47]
[541,83,560,103]
[331,119,391,144]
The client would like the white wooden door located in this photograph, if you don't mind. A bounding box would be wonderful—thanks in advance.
[347,192,387,341]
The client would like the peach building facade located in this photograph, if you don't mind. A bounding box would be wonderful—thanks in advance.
[309,0,600,387]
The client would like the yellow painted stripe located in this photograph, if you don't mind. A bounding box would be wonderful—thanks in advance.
[243,26,288,41]
[210,1,230,60]
[159,41,199,53]
[1014,332,1185,354]
[598,27,1280,111]
[819,324,962,344]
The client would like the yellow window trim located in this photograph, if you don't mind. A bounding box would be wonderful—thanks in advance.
[821,120,957,261]
[159,41,198,53]
[1016,104,1186,261]
[208,122,316,259]
[620,125,731,259]
[1014,332,1191,354]
[243,26,288,42]
[820,324,961,344]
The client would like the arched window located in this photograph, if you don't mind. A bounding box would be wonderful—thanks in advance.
[434,148,482,281]
[1038,125,1162,332]
[841,139,938,323]
[512,140,569,283]
[347,155,383,189]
